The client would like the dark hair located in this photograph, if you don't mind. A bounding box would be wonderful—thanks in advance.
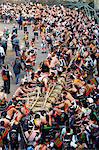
[31,72,34,80]
[37,71,41,76]
[46,115,49,122]
[1,111,7,117]
[70,75,75,79]
[32,38,35,42]
[34,114,40,119]
[83,101,88,108]
[41,110,46,116]
[0,121,4,126]
[49,108,53,111]
[3,64,8,69]
[67,68,71,72]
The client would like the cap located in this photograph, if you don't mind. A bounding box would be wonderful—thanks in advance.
[87,98,94,103]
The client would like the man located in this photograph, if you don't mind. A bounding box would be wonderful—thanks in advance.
[18,14,23,30]
[11,32,16,51]
[13,57,22,85]
[12,25,18,34]
[13,35,20,56]
[2,65,11,94]
[0,43,5,67]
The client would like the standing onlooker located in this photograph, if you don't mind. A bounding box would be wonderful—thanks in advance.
[13,35,20,56]
[3,28,10,40]
[2,65,11,94]
[23,32,29,48]
[34,24,39,40]
[18,14,23,30]
[11,32,16,51]
[23,21,28,34]
[12,24,18,35]
[13,58,23,85]
[7,125,21,150]
[0,43,5,67]
[1,35,8,55]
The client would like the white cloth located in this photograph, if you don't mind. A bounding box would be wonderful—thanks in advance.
[0,46,5,57]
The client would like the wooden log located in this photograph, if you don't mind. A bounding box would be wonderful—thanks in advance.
[48,97,56,102]
[33,107,48,112]
[36,101,44,106]
[55,85,63,90]
[52,89,61,94]
[50,93,58,98]
[45,103,52,108]
[58,78,65,85]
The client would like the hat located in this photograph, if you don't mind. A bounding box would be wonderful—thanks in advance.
[70,141,77,148]
[87,98,94,103]
[61,127,66,135]
[50,142,54,147]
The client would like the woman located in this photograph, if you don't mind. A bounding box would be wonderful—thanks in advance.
[2,65,12,94]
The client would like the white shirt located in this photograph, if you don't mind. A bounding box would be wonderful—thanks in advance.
[0,46,5,57]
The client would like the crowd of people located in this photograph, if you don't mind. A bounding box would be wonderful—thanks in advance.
[0,2,99,150]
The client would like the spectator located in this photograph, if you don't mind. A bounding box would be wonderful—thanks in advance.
[2,65,12,94]
[1,35,8,55]
[0,43,5,67]
[13,57,23,85]
[12,34,20,56]
[0,3,98,150]
[18,14,23,30]
[11,32,17,51]
[12,25,18,35]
